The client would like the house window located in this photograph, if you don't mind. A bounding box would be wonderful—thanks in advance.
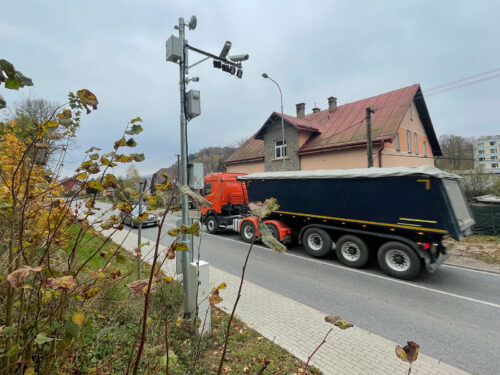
[414,132,418,155]
[490,141,496,146]
[491,148,497,154]
[479,150,484,154]
[492,156,498,160]
[423,141,427,157]
[478,142,484,147]
[275,140,287,159]
[395,133,400,151]
[479,157,485,161]
[492,163,498,168]
[407,130,411,153]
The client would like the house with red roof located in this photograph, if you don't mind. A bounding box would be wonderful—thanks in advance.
[224,84,441,173]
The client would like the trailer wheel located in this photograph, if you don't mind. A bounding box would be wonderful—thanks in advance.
[377,241,421,280]
[335,235,369,268]
[266,224,280,241]
[303,228,332,257]
[240,221,256,243]
[206,216,218,234]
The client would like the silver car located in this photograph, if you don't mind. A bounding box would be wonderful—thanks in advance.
[121,207,157,227]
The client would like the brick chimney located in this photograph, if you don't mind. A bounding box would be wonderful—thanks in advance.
[312,107,320,113]
[328,96,337,112]
[296,103,305,118]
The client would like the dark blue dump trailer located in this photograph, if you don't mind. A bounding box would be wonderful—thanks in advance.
[237,166,474,279]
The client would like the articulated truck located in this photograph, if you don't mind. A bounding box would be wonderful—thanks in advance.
[200,166,474,279]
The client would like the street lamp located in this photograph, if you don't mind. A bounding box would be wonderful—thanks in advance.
[262,73,286,171]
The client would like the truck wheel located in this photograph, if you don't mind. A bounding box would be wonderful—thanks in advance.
[303,228,332,257]
[206,216,218,234]
[240,221,256,243]
[335,235,369,268]
[377,241,421,280]
[266,224,280,241]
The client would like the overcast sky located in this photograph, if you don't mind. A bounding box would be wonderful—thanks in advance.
[1,0,499,176]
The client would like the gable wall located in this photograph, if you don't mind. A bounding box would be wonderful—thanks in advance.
[382,100,435,167]
[264,121,300,171]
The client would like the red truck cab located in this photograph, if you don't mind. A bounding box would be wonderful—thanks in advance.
[200,172,292,244]
[201,173,248,233]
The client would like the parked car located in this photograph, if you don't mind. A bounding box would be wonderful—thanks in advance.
[120,206,157,227]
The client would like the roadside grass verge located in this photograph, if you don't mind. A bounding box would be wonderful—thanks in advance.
[60,227,316,374]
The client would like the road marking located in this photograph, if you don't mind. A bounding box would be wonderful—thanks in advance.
[441,263,500,276]
[133,217,500,310]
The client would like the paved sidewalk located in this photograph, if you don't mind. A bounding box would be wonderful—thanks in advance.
[104,227,470,375]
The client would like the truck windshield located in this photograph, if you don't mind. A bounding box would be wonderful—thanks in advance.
[443,180,473,228]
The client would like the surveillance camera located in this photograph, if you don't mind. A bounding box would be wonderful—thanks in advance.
[219,41,232,59]
[229,54,249,62]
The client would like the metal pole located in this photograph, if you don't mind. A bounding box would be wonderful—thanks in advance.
[264,75,286,171]
[366,107,374,168]
[137,181,143,279]
[178,17,192,315]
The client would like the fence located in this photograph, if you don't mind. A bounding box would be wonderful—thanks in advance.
[471,205,500,235]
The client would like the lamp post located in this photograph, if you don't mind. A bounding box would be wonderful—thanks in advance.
[262,73,286,171]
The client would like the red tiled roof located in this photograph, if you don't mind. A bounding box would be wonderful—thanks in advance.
[225,84,440,165]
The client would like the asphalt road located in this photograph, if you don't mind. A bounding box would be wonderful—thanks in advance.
[90,203,500,375]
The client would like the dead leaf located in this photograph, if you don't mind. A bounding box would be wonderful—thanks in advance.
[126,279,155,297]
[259,223,287,253]
[77,89,98,114]
[45,276,76,291]
[395,341,419,364]
[177,183,212,207]
[248,198,279,218]
[209,287,223,305]
[7,266,43,288]
[324,315,353,329]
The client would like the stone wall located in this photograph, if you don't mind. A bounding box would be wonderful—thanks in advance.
[263,121,300,171]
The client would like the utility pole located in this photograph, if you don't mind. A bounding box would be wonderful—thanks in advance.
[166,15,248,317]
[137,180,144,279]
[366,107,375,168]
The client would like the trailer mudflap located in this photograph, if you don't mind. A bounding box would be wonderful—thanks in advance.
[425,251,451,273]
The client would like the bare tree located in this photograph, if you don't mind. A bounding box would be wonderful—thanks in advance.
[436,134,474,171]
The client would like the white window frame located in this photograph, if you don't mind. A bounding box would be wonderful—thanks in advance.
[274,139,287,159]
[414,132,418,155]
[423,141,427,157]
[407,130,412,153]
[395,133,400,151]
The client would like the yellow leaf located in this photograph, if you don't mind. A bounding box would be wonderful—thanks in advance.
[76,172,88,180]
[71,311,85,327]
[46,120,59,128]
[217,282,227,290]
[176,316,183,327]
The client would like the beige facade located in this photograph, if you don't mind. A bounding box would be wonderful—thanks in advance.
[225,85,440,174]
[226,161,264,173]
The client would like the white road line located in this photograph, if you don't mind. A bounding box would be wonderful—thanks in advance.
[143,219,500,310]
[441,263,500,276]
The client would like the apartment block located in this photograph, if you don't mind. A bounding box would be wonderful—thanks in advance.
[474,135,500,173]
